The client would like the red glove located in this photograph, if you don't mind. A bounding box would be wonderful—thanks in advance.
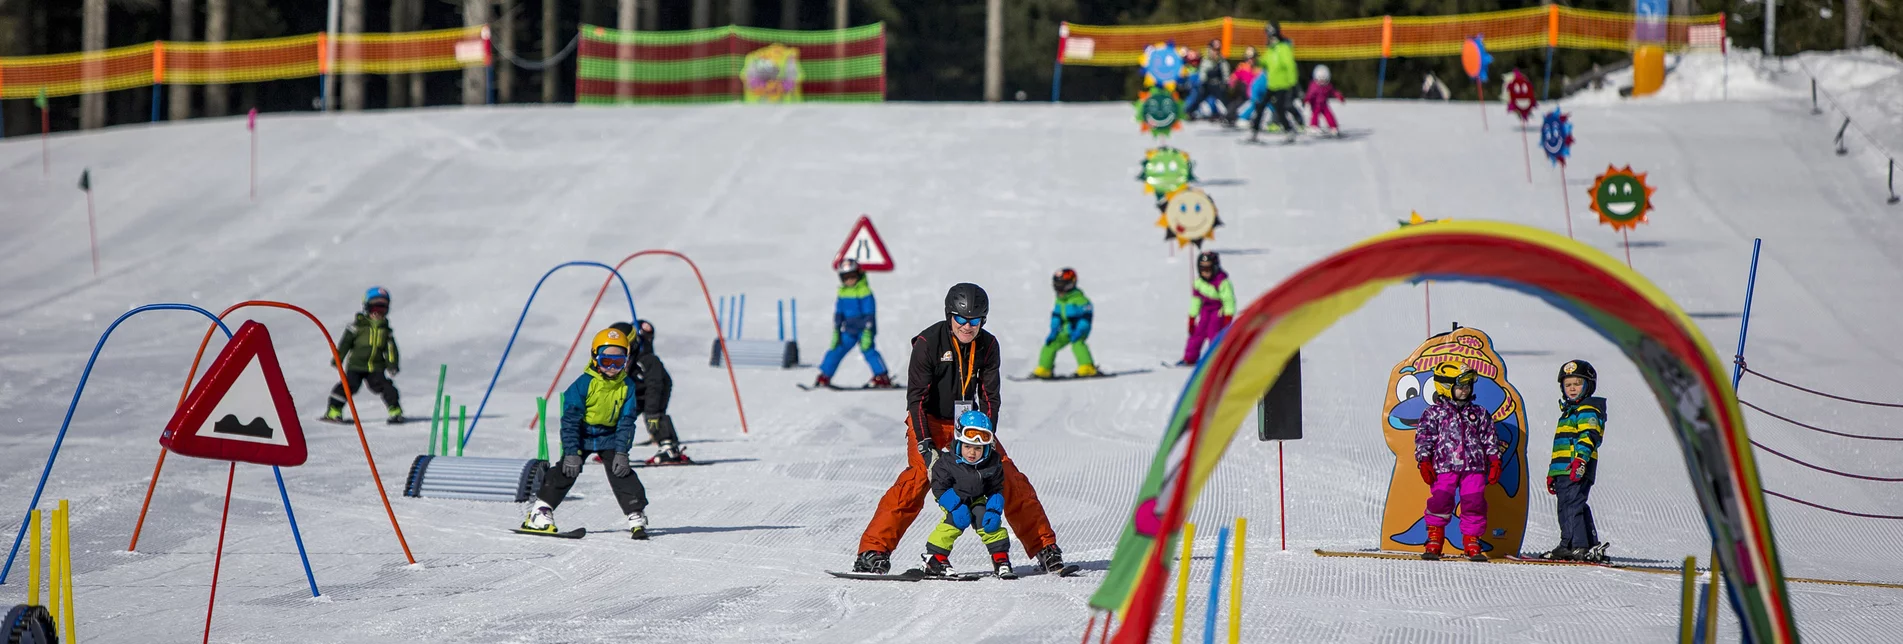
[1568,458,1586,482]
[1546,476,1557,495]
[1188,317,1196,335]
[1220,315,1234,328]
[1486,457,1502,485]
[1418,460,1436,485]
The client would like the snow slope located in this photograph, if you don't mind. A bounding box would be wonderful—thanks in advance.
[2,89,1902,642]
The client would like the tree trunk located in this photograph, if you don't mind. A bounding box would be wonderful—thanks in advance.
[343,0,365,110]
[464,0,491,105]
[0,3,23,136]
[617,0,636,102]
[409,0,426,107]
[170,0,195,120]
[694,0,712,29]
[833,0,844,30]
[388,0,408,108]
[82,0,107,129]
[1844,0,1865,47]
[642,0,658,31]
[206,0,229,116]
[781,0,797,30]
[499,0,516,102]
[542,0,558,102]
[729,0,749,26]
[982,0,1001,101]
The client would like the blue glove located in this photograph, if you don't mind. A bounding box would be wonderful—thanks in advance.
[1046,314,1062,345]
[982,495,1004,533]
[949,505,972,530]
[936,489,962,513]
[1073,317,1092,341]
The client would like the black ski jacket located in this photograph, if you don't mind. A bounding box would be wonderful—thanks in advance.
[632,348,671,417]
[931,449,1005,506]
[906,321,1002,445]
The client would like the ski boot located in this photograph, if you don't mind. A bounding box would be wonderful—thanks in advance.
[1536,544,1576,561]
[323,406,345,423]
[921,552,952,577]
[387,406,406,424]
[648,442,690,465]
[992,552,1018,579]
[868,373,895,389]
[1036,545,1065,573]
[1464,535,1487,562]
[853,550,891,574]
[628,511,649,540]
[812,374,832,389]
[1421,526,1445,560]
[1328,127,1341,138]
[519,500,558,534]
[1075,364,1100,378]
[1579,542,1610,564]
[1031,366,1054,379]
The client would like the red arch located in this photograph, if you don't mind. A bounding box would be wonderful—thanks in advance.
[531,250,748,434]
[128,301,415,564]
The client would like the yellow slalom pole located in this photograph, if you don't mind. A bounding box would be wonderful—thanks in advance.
[1229,517,1246,644]
[60,499,76,643]
[1679,556,1696,643]
[1706,550,1720,638]
[1172,522,1196,644]
[28,509,42,606]
[49,504,64,642]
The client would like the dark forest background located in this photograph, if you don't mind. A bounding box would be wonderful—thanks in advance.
[1,0,1896,135]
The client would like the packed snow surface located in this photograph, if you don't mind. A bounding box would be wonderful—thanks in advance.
[3,59,1903,642]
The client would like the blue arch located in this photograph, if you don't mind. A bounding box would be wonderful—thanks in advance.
[463,261,639,449]
[0,304,319,597]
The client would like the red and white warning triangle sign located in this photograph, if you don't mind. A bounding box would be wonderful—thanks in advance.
[833,215,895,272]
[161,320,308,467]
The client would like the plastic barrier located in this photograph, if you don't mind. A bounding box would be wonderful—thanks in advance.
[404,456,544,503]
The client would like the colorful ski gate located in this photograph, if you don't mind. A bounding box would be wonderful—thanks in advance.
[1057,7,1724,66]
[1087,221,1796,644]
[575,23,885,104]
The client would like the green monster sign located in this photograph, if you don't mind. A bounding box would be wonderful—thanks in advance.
[1138,146,1195,210]
[1136,90,1182,139]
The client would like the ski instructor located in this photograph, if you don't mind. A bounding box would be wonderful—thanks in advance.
[852,283,1065,574]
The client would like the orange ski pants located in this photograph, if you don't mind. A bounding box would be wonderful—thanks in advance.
[857,416,1057,559]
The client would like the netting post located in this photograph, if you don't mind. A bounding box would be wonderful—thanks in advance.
[1544,6,1559,100]
[1729,238,1761,391]
[151,41,165,123]
[1053,22,1067,102]
[1376,59,1387,99]
[1378,16,1392,100]
[1542,48,1555,100]
[1811,79,1821,114]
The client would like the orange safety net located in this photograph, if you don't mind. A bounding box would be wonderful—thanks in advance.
[1060,7,1724,66]
[0,27,486,100]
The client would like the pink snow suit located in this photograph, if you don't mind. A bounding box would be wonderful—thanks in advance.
[1304,81,1343,129]
[1414,397,1499,539]
[1182,271,1236,364]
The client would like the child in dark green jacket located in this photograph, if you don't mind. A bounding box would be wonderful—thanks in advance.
[325,287,404,423]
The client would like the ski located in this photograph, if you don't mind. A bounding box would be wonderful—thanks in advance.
[1160,361,1196,369]
[1008,369,1150,382]
[1018,564,1082,578]
[827,568,928,582]
[797,383,906,392]
[317,416,416,425]
[512,527,586,539]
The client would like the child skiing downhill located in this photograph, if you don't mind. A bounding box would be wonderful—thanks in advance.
[1414,363,1503,561]
[1230,47,1259,122]
[1543,360,1609,562]
[521,327,652,540]
[610,320,688,464]
[814,260,896,389]
[1304,64,1345,136]
[920,410,1017,579]
[325,287,405,423]
[1035,268,1097,379]
[1179,252,1236,366]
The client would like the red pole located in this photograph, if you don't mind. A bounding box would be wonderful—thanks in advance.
[1476,77,1488,131]
[85,189,99,277]
[1623,229,1633,268]
[1278,441,1287,551]
[41,106,49,177]
[1559,165,1575,238]
[249,129,257,201]
[204,462,236,644]
[1080,613,1097,644]
[1520,127,1533,183]
[1099,612,1113,643]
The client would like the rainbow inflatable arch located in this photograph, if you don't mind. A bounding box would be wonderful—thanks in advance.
[1088,221,1796,643]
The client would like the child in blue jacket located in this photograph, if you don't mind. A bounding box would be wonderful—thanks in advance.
[521,327,652,539]
[814,260,895,389]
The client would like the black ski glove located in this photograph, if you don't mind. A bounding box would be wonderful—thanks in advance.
[917,438,939,469]
[611,452,631,478]
[561,454,582,478]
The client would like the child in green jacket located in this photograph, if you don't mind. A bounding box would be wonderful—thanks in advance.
[325,287,404,423]
[521,327,652,539]
[1035,268,1097,378]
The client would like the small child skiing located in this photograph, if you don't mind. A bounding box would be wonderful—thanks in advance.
[1035,268,1097,379]
[921,410,1016,578]
[325,287,405,423]
[1544,359,1608,562]
[814,260,896,389]
[1179,251,1236,366]
[521,327,652,539]
[610,320,688,464]
[1229,46,1259,122]
[1413,363,1503,561]
[1303,64,1345,136]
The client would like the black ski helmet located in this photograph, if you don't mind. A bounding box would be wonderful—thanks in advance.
[1197,251,1221,274]
[836,258,864,282]
[1558,359,1598,399]
[609,322,634,336]
[944,283,990,320]
[1053,268,1078,293]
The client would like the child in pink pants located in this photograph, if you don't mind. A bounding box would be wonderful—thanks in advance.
[1304,65,1345,135]
[1413,363,1502,560]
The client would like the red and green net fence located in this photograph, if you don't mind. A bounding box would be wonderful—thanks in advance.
[576,23,885,104]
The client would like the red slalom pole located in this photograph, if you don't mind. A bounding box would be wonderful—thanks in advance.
[247,108,257,201]
[1476,78,1488,131]
[41,105,49,177]
[1278,442,1287,551]
[1559,165,1575,238]
[1080,613,1097,644]
[1520,127,1533,183]
[204,462,236,644]
[85,187,98,277]
[1623,229,1633,268]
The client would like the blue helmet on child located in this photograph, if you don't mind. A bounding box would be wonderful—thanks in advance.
[955,410,995,463]
[363,286,391,310]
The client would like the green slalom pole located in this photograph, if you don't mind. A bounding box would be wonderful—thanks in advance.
[536,397,550,462]
[457,406,467,457]
[429,364,446,455]
[441,395,452,455]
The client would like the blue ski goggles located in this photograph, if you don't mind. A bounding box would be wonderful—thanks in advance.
[952,315,985,327]
[594,353,629,370]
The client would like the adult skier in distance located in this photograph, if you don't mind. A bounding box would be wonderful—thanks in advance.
[852,283,1063,574]
[609,320,687,464]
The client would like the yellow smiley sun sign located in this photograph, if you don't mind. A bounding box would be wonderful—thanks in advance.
[1587,165,1656,231]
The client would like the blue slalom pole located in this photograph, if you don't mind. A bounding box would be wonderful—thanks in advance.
[738,294,746,340]
[1204,525,1231,644]
[1542,47,1556,100]
[1729,238,1762,390]
[1051,61,1063,102]
[0,305,318,598]
[150,84,162,122]
[1376,57,1388,100]
[791,299,798,342]
[777,300,785,342]
[463,261,639,449]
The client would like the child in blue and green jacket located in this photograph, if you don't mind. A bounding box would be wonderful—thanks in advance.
[814,260,895,389]
[1034,268,1097,378]
[521,327,652,539]
[1543,359,1607,562]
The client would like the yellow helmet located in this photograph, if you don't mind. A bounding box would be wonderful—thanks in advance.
[592,328,631,370]
[1431,362,1478,401]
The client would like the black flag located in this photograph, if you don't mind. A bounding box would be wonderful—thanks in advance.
[77,169,90,192]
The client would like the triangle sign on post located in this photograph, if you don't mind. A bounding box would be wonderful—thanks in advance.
[834,215,895,272]
[161,320,308,467]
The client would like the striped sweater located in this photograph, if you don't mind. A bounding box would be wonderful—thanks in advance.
[1549,397,1607,477]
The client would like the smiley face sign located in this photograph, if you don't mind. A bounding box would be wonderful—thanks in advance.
[1138,90,1182,137]
[1539,109,1573,166]
[1588,165,1656,230]
[1140,146,1193,207]
[1159,189,1220,247]
[1505,70,1537,122]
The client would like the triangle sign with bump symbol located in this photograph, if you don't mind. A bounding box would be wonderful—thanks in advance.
[161,320,308,467]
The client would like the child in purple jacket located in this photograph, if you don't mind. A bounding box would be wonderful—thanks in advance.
[1179,251,1237,366]
[1414,363,1503,561]
[1304,65,1344,136]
